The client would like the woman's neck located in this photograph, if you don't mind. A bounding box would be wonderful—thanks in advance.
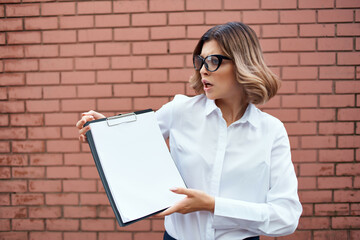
[215,97,248,127]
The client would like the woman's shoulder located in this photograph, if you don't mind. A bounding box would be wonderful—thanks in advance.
[253,106,285,130]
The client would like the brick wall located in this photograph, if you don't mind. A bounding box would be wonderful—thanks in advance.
[0,0,359,239]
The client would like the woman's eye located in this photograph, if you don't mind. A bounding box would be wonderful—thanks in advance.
[209,57,219,65]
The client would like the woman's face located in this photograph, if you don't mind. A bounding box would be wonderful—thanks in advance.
[199,40,243,104]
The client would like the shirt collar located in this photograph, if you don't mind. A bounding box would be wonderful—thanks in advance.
[205,97,260,128]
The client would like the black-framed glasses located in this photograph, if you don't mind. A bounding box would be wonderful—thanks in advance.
[193,54,232,72]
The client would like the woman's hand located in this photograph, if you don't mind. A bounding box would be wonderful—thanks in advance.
[156,187,215,217]
[76,110,106,142]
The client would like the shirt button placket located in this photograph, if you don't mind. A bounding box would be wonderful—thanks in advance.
[206,117,228,240]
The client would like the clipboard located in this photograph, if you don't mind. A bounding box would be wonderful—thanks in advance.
[84,109,186,227]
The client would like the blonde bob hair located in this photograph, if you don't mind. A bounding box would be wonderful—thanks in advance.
[190,22,280,105]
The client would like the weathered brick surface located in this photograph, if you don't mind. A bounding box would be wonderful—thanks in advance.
[0,0,358,239]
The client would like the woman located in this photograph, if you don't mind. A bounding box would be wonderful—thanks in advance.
[77,22,302,240]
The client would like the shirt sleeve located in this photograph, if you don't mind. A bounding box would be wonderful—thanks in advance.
[155,98,174,140]
[212,123,302,237]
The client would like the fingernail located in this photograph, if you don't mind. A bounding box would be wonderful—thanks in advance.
[170,187,178,191]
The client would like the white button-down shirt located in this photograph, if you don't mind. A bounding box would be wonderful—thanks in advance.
[156,94,302,240]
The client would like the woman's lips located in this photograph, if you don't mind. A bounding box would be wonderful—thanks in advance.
[202,79,213,90]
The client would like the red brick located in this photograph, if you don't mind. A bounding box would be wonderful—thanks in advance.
[280,10,316,23]
[24,45,58,58]
[318,38,353,51]
[263,24,298,38]
[6,4,39,17]
[43,86,76,99]
[0,167,10,178]
[0,128,26,140]
[75,57,110,70]
[12,141,45,153]
[337,0,360,8]
[61,99,96,112]
[0,142,10,153]
[134,97,169,110]
[315,204,349,216]
[64,232,97,240]
[0,73,25,86]
[0,207,27,218]
[149,0,184,11]
[63,180,96,192]
[61,71,95,85]
[12,167,45,178]
[8,87,41,100]
[298,177,316,189]
[113,0,147,13]
[298,80,333,94]
[0,154,27,166]
[77,85,112,98]
[13,219,44,231]
[113,84,148,97]
[284,122,316,136]
[43,30,76,43]
[28,127,60,139]
[186,0,222,10]
[314,230,348,240]
[62,126,78,139]
[5,59,38,72]
[46,193,78,206]
[26,100,59,113]
[42,2,75,15]
[0,194,10,205]
[205,11,241,25]
[259,39,279,52]
[47,166,79,179]
[335,81,360,93]
[149,55,183,68]
[187,25,214,39]
[302,136,336,149]
[299,0,334,8]
[319,149,354,162]
[134,70,167,82]
[318,9,354,23]
[299,190,332,203]
[320,95,355,107]
[300,52,335,65]
[0,180,27,192]
[168,12,204,25]
[40,58,73,71]
[26,72,59,85]
[78,29,112,42]
[60,16,94,29]
[95,42,130,56]
[114,28,149,41]
[134,232,164,240]
[29,207,61,219]
[0,46,23,58]
[151,26,186,40]
[282,95,317,108]
[282,67,317,80]
[46,219,79,231]
[318,176,352,189]
[80,219,114,231]
[300,24,335,36]
[337,23,360,36]
[262,95,281,108]
[320,66,354,79]
[298,217,330,230]
[300,163,334,176]
[0,232,27,240]
[261,0,297,9]
[334,190,360,202]
[133,42,167,55]
[60,43,94,57]
[281,38,316,51]
[30,232,62,240]
[169,68,194,82]
[64,206,97,218]
[150,83,185,96]
[0,18,22,31]
[338,108,360,121]
[332,217,360,229]
[29,180,61,193]
[64,153,93,166]
[224,0,259,9]
[30,154,62,166]
[12,194,44,205]
[337,163,360,175]
[319,122,354,135]
[132,13,166,26]
[45,113,78,126]
[47,140,80,153]
[77,1,111,14]
[99,232,132,240]
[95,14,129,27]
[112,56,146,69]
[338,52,360,65]
[80,193,109,205]
[97,70,132,83]
[25,17,57,30]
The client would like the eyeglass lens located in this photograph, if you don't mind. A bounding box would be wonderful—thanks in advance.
[194,55,221,72]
